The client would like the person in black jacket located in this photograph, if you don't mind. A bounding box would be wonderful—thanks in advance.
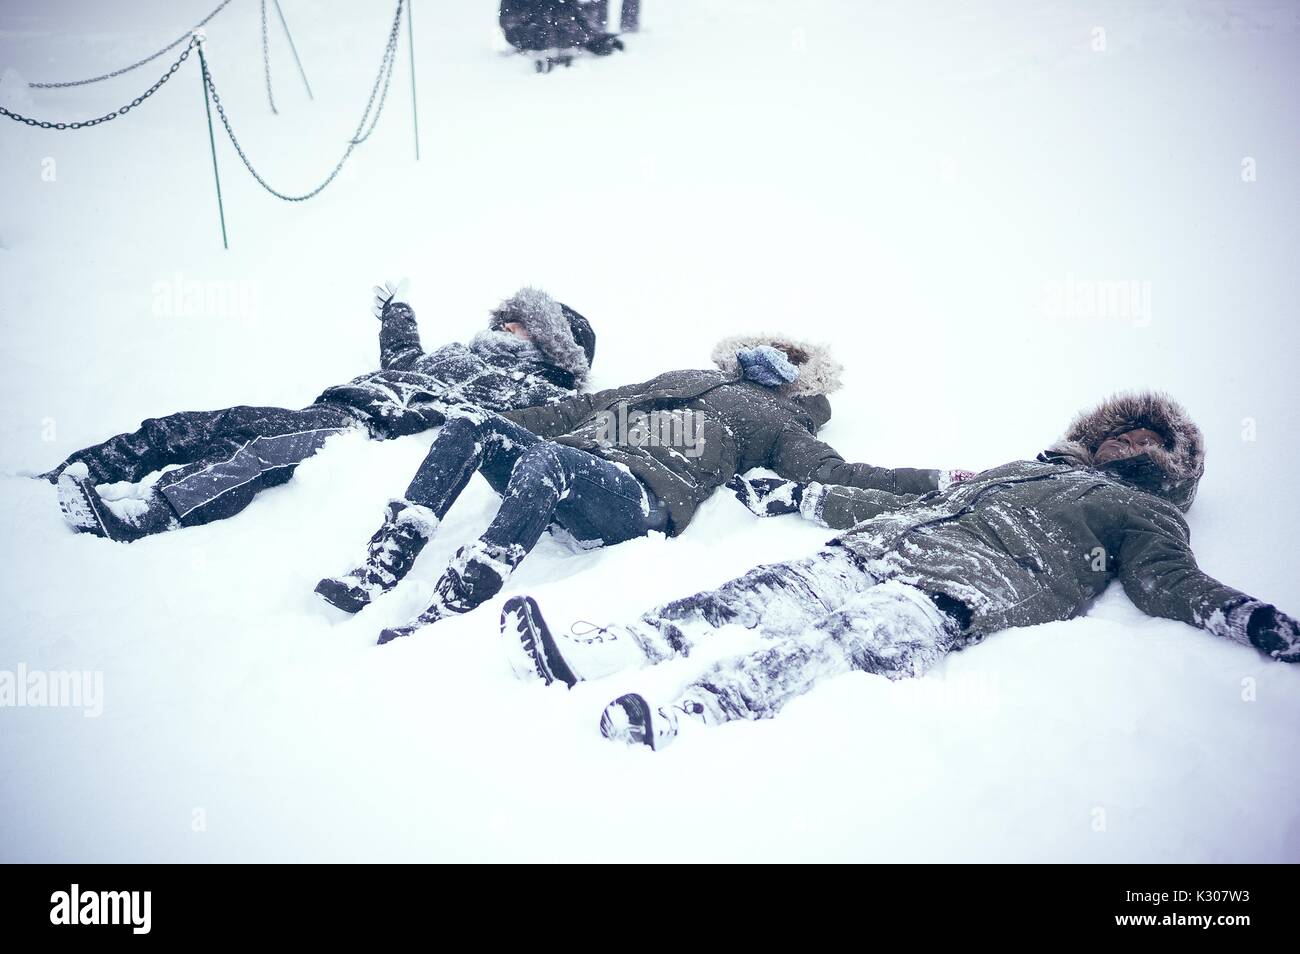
[45,285,597,542]
[500,0,624,68]
[315,336,965,644]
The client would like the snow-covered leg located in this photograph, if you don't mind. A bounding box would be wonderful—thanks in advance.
[153,416,353,528]
[44,408,235,488]
[670,581,962,728]
[647,548,875,637]
[401,409,540,515]
[315,500,439,613]
[383,430,661,644]
[507,550,876,687]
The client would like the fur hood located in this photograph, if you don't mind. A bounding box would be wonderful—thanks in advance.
[710,333,844,399]
[1042,390,1205,512]
[490,287,593,389]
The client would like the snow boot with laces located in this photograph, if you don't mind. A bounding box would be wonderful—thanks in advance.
[500,595,668,687]
[377,539,525,645]
[315,500,438,613]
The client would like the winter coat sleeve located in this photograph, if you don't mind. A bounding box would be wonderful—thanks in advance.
[1116,499,1276,653]
[379,302,426,370]
[502,389,601,438]
[803,483,926,530]
[768,424,942,496]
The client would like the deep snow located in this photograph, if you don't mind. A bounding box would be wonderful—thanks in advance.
[1,0,1298,862]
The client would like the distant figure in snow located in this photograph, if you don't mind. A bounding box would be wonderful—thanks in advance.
[499,0,625,72]
[503,391,1300,749]
[44,285,596,543]
[314,337,968,644]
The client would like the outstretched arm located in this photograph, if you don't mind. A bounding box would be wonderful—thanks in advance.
[726,474,924,529]
[378,299,425,371]
[800,482,927,529]
[768,424,943,496]
[502,390,600,439]
[1118,504,1299,662]
[503,380,655,440]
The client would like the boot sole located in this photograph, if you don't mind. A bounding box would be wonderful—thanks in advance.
[600,693,663,749]
[57,472,109,538]
[500,595,578,688]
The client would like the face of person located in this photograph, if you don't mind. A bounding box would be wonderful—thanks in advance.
[501,321,532,341]
[1094,427,1166,466]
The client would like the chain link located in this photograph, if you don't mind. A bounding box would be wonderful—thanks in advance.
[5,2,406,204]
[261,0,278,115]
[201,0,405,201]
[1,39,197,129]
[27,0,233,89]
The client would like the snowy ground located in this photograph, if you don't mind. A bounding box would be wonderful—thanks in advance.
[1,0,1298,862]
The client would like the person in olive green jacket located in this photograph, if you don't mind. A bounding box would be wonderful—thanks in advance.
[501,391,1299,750]
[315,335,959,644]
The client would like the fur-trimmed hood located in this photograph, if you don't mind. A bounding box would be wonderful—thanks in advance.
[1042,391,1205,512]
[710,334,844,399]
[490,287,594,389]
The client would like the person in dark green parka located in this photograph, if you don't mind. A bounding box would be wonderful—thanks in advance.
[316,334,961,644]
[502,391,1299,750]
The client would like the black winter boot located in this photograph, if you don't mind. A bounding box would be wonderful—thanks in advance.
[377,540,524,644]
[599,694,681,751]
[57,464,179,542]
[315,500,438,613]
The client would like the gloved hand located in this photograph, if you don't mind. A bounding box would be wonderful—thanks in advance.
[727,474,804,517]
[585,33,624,56]
[372,278,411,319]
[1248,605,1300,663]
[940,469,977,490]
[737,346,800,388]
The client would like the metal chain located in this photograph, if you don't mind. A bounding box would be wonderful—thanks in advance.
[28,0,233,89]
[261,0,278,115]
[201,0,404,201]
[350,16,400,145]
[1,38,197,129]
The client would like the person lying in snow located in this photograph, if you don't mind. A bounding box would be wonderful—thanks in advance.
[499,0,624,70]
[500,391,1300,750]
[315,336,969,644]
[43,285,596,542]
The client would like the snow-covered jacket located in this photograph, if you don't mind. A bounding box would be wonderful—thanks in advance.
[816,392,1294,658]
[499,0,607,52]
[315,288,594,437]
[504,335,942,535]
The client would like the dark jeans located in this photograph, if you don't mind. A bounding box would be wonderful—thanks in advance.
[405,409,667,554]
[61,404,358,526]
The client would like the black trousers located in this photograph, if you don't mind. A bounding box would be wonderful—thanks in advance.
[405,409,668,556]
[60,404,358,526]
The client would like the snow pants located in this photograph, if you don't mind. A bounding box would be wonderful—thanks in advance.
[57,404,359,527]
[640,549,964,725]
[405,408,668,563]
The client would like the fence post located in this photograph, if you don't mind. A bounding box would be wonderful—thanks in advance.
[195,35,229,250]
[273,0,314,100]
[407,0,420,160]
